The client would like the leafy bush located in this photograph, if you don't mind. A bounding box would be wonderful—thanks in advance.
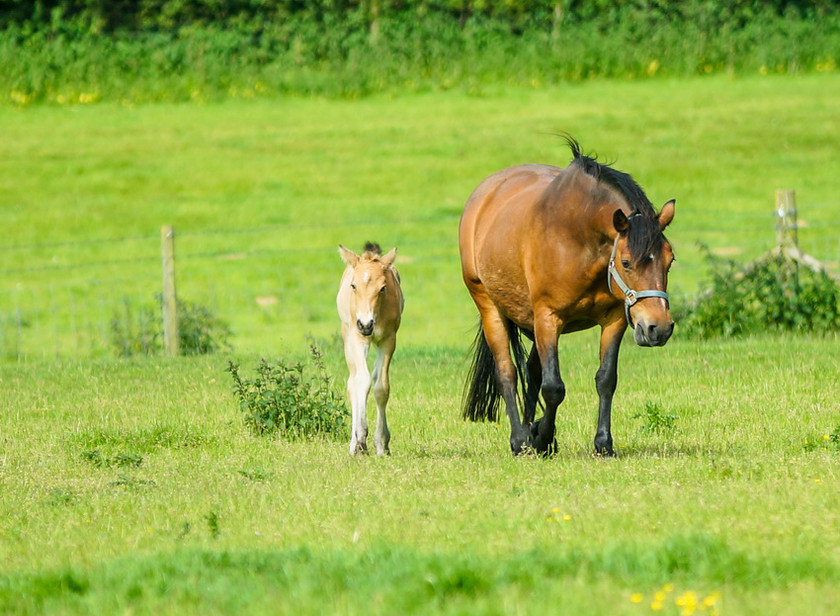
[227,345,348,440]
[110,296,232,357]
[676,247,840,338]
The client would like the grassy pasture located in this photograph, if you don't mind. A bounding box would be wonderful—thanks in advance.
[2,74,840,355]
[1,335,839,614]
[1,74,840,613]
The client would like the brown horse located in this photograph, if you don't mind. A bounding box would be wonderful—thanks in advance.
[337,242,404,455]
[459,137,675,455]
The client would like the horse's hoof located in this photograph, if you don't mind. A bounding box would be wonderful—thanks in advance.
[350,442,369,456]
[509,432,533,456]
[530,421,556,457]
[593,434,615,457]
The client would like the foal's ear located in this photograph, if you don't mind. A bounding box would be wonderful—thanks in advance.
[338,245,360,267]
[612,209,629,234]
[381,247,397,268]
[658,199,676,231]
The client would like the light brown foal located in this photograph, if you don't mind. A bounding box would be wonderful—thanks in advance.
[337,242,404,455]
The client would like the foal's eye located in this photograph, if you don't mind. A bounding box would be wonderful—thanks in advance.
[621,260,632,269]
[350,283,357,291]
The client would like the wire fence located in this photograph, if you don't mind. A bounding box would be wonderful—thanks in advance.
[2,201,839,361]
[0,215,468,360]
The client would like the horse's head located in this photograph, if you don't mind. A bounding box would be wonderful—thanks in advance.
[609,200,675,347]
[339,243,397,337]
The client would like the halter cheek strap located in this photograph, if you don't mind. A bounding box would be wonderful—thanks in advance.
[607,233,669,329]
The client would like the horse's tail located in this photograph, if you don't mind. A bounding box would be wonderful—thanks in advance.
[462,319,529,422]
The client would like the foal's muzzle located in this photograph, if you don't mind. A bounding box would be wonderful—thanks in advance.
[356,319,374,337]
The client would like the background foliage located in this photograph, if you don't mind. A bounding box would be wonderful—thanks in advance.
[2,0,839,103]
[676,250,840,338]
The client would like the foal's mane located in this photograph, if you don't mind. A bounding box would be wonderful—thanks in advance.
[362,241,383,259]
[563,135,664,262]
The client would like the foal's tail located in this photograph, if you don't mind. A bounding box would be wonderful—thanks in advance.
[462,320,529,422]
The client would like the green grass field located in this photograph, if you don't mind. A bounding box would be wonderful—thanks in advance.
[2,73,840,355]
[2,74,840,614]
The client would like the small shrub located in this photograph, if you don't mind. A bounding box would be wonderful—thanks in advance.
[227,345,348,440]
[110,298,159,357]
[676,247,840,338]
[633,401,679,435]
[177,298,232,355]
[109,296,232,357]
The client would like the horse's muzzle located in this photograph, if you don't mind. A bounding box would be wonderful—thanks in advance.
[633,319,674,347]
[356,319,374,337]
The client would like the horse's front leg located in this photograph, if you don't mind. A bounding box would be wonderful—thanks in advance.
[531,310,563,455]
[594,319,627,456]
[371,337,396,455]
[522,345,542,426]
[344,331,371,455]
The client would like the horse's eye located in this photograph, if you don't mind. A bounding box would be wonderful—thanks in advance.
[350,283,357,291]
[621,260,631,269]
[379,286,387,294]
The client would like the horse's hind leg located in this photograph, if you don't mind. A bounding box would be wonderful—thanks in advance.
[371,338,395,455]
[344,332,371,455]
[478,307,530,453]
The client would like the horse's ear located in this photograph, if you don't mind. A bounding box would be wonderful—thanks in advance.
[381,247,397,268]
[658,199,676,230]
[613,209,629,234]
[338,245,359,267]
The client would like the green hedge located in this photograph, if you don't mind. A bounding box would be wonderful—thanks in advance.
[2,1,839,104]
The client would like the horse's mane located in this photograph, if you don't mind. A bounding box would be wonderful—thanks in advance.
[563,135,663,263]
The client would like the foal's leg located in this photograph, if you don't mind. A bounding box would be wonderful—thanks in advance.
[593,319,627,456]
[343,330,371,455]
[532,308,563,455]
[371,336,396,455]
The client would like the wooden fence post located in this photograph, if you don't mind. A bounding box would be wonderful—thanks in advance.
[775,189,798,254]
[161,225,180,356]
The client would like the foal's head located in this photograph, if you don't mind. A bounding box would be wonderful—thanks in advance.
[610,201,676,346]
[339,242,398,337]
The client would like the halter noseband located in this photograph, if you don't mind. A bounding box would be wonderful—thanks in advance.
[607,230,669,329]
